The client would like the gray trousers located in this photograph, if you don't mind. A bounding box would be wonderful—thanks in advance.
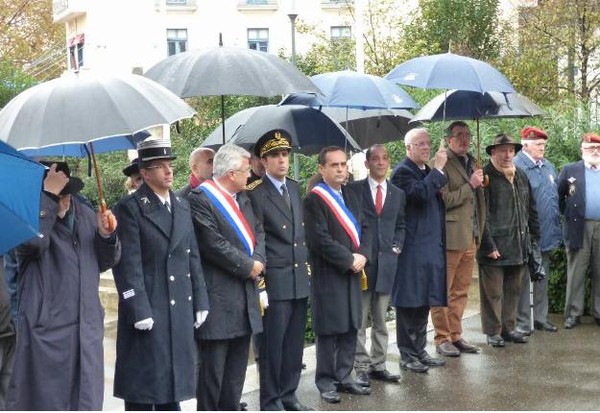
[517,251,552,330]
[354,291,390,373]
[479,264,526,335]
[565,220,600,318]
[0,334,15,410]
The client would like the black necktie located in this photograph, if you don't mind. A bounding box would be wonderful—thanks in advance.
[281,184,291,210]
[164,201,171,213]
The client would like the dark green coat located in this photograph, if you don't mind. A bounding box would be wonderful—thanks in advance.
[477,162,540,266]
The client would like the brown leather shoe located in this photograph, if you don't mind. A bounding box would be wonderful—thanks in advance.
[452,338,481,354]
[436,341,460,357]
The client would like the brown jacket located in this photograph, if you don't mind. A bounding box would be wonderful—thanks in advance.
[431,149,486,250]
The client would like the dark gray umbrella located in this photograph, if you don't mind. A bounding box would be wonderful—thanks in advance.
[145,36,321,141]
[201,104,360,155]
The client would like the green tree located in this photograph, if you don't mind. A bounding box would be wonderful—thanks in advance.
[0,60,37,108]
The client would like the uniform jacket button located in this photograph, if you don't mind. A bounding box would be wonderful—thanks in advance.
[170,300,175,306]
[169,275,175,281]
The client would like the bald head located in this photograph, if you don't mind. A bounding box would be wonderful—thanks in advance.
[189,147,215,181]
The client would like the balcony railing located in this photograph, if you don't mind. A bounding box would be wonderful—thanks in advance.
[52,0,86,24]
[238,0,278,10]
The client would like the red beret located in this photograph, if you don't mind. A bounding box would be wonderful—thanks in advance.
[582,133,600,144]
[521,126,548,140]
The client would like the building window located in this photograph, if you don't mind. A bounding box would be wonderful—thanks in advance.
[167,29,188,56]
[248,28,269,52]
[68,33,85,70]
[331,26,351,40]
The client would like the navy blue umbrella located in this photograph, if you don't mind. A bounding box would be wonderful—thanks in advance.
[0,140,45,254]
[386,52,516,93]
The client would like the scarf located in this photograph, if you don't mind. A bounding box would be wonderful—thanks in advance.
[190,173,202,190]
[491,158,516,184]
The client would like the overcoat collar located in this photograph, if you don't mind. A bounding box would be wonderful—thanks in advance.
[446,149,471,181]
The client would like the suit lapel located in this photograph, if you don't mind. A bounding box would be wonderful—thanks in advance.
[134,184,172,239]
[448,151,470,181]
[266,179,293,223]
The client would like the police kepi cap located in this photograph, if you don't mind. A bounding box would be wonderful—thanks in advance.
[521,126,548,140]
[254,129,292,158]
[137,137,176,162]
[485,134,523,155]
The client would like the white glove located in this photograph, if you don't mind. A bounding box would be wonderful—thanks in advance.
[194,310,209,329]
[134,317,154,330]
[259,291,269,309]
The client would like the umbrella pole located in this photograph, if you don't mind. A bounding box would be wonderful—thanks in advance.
[476,118,490,187]
[88,142,116,232]
[221,95,226,144]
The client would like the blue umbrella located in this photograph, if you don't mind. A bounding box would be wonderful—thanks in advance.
[310,70,418,110]
[0,140,45,254]
[385,52,516,93]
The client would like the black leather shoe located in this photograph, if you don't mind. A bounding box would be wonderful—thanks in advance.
[240,402,248,411]
[419,354,446,367]
[486,334,505,347]
[283,401,314,411]
[337,382,371,395]
[596,318,600,326]
[564,316,580,329]
[534,320,558,332]
[400,360,429,373]
[502,331,528,343]
[369,369,401,382]
[356,371,370,387]
[452,339,481,354]
[320,391,341,404]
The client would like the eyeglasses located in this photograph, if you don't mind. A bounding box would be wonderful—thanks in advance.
[582,145,600,152]
[450,133,472,139]
[145,163,173,171]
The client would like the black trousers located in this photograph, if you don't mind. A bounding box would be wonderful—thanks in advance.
[196,335,251,411]
[259,298,308,410]
[395,306,430,362]
[124,401,180,411]
[315,330,357,393]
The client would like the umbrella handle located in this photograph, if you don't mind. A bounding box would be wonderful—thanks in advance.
[88,142,117,233]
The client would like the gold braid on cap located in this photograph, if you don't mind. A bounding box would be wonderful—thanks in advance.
[260,131,291,157]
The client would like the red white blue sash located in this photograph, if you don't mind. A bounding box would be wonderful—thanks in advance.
[199,180,255,256]
[311,183,361,251]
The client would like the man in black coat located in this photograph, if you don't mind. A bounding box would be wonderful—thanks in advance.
[188,144,266,411]
[247,130,312,411]
[304,146,372,404]
[349,144,405,387]
[112,137,209,410]
[176,147,215,198]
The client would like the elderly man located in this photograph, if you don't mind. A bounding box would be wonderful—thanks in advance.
[349,144,405,386]
[431,121,486,357]
[304,146,372,404]
[112,137,209,410]
[8,162,120,410]
[177,147,215,198]
[247,130,312,411]
[391,128,448,373]
[514,127,562,334]
[478,134,541,347]
[188,144,266,411]
[557,133,600,329]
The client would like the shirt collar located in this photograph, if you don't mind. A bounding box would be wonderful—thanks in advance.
[265,172,286,189]
[522,150,543,166]
[367,176,386,192]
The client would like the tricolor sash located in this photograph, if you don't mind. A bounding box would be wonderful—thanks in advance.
[311,183,361,251]
[199,180,255,256]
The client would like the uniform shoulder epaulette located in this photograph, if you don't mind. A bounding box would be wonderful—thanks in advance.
[246,178,263,191]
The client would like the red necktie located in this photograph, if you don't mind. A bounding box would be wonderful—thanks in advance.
[375,184,383,216]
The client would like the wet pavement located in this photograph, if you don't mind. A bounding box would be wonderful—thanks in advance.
[102,279,600,410]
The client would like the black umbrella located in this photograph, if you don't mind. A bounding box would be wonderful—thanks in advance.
[145,35,321,142]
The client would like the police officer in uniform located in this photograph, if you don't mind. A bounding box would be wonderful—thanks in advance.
[247,130,312,411]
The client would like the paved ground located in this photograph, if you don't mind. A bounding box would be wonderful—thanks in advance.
[102,279,600,410]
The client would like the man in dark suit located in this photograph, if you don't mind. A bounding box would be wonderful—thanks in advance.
[247,130,312,411]
[557,132,600,329]
[188,144,266,411]
[112,137,209,410]
[304,146,372,404]
[391,128,448,373]
[349,144,405,387]
[176,147,214,198]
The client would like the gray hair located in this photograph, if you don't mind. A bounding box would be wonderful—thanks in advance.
[404,127,429,147]
[212,144,251,178]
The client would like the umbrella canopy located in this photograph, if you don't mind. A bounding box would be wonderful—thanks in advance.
[201,104,360,154]
[310,70,418,110]
[0,140,45,254]
[412,90,545,123]
[280,92,414,146]
[0,70,195,152]
[386,52,516,93]
[145,44,320,98]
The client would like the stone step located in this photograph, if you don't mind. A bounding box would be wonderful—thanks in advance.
[100,270,116,288]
